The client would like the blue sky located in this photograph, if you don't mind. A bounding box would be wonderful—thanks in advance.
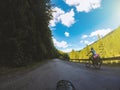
[49,0,120,52]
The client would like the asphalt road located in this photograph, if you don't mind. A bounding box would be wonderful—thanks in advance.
[0,59,120,90]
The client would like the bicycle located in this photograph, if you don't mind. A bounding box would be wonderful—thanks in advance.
[85,54,102,69]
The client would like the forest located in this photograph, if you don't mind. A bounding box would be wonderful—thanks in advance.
[0,0,61,67]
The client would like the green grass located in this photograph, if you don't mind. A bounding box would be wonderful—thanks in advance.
[102,63,120,67]
[102,60,120,67]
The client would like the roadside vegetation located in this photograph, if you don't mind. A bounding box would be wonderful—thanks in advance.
[58,50,70,61]
[0,0,60,67]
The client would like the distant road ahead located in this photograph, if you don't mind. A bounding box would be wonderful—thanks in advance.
[0,59,120,90]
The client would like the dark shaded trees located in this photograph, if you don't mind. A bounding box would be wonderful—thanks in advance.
[0,0,59,67]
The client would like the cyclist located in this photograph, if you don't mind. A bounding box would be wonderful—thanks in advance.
[89,47,97,60]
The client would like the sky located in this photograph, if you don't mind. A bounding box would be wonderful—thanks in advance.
[49,0,120,52]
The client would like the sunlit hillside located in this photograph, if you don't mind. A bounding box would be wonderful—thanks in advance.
[69,26,120,60]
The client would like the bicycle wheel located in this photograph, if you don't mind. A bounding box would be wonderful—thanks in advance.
[85,60,91,68]
[94,57,102,69]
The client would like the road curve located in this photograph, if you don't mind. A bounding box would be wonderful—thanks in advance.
[0,59,120,90]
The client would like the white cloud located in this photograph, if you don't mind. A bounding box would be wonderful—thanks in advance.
[61,48,72,52]
[64,32,70,37]
[59,9,75,27]
[89,28,113,37]
[84,40,89,44]
[80,40,94,45]
[50,27,56,31]
[82,35,88,39]
[64,0,101,12]
[49,7,75,27]
[80,28,113,46]
[80,40,84,43]
[49,7,65,27]
[88,41,94,45]
[80,40,89,44]
[52,37,68,48]
[64,0,79,6]
[61,47,83,52]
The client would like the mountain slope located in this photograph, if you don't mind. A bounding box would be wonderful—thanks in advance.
[70,26,120,59]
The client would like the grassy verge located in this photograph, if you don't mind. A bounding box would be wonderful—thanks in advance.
[102,60,120,67]
[70,59,120,67]
[102,63,120,67]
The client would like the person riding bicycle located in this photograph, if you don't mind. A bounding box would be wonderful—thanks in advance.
[89,47,97,60]
[86,47,102,69]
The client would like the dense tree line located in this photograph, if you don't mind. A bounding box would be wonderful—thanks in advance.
[0,0,59,67]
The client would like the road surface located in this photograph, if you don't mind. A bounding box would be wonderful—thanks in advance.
[0,59,120,90]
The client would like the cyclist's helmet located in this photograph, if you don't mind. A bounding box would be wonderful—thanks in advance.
[91,47,93,50]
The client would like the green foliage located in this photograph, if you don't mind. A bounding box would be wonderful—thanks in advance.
[0,0,59,67]
[58,51,70,61]
[69,49,79,59]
